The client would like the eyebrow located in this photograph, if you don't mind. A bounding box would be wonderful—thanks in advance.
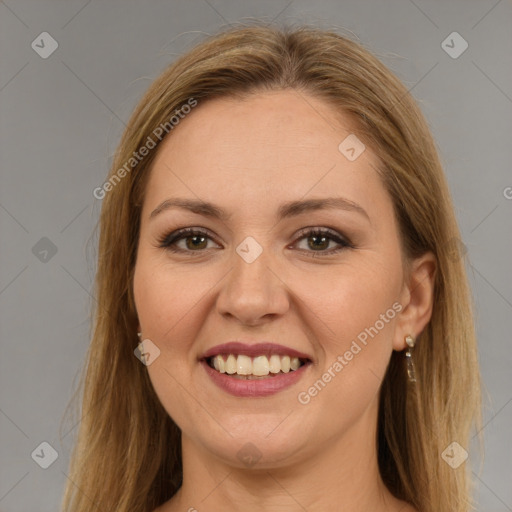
[149,196,370,223]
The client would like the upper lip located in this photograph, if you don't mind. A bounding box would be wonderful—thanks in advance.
[200,342,313,361]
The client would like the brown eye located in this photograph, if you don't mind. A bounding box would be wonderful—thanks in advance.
[293,228,353,257]
[158,228,219,254]
[158,226,353,258]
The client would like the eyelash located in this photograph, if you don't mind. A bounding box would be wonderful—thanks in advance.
[157,227,354,258]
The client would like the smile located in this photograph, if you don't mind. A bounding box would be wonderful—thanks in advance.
[208,353,306,379]
[202,358,312,397]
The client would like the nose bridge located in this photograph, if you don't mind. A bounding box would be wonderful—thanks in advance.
[230,235,275,296]
[216,235,288,323]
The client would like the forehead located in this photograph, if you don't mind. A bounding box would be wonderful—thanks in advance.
[154,90,364,167]
[143,89,388,221]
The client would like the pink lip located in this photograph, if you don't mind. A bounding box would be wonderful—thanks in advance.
[201,359,312,398]
[200,342,312,361]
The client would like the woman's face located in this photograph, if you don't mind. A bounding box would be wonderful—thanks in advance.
[133,89,410,468]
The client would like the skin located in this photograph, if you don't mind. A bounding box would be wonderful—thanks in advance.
[133,89,435,512]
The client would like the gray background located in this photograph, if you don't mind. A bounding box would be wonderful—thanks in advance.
[1,1,511,510]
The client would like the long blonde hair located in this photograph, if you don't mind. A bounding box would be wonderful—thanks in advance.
[61,23,482,512]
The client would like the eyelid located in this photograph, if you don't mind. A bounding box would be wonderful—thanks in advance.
[292,226,353,247]
[157,226,220,249]
[157,225,354,256]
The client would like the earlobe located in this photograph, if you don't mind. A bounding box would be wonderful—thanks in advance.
[393,251,436,351]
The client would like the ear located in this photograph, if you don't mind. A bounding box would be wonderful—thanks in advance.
[393,251,436,351]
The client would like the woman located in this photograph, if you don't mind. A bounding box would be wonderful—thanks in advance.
[61,23,482,512]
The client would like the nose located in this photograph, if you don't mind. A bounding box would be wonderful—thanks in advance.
[215,243,290,326]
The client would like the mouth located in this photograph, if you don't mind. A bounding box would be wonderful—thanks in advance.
[205,353,310,379]
[199,341,313,397]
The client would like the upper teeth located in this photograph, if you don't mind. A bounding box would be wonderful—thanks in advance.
[212,354,302,376]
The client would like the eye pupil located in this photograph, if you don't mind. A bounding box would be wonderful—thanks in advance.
[161,227,350,258]
[309,235,329,250]
[186,235,207,250]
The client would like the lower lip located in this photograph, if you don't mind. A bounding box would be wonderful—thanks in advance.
[201,360,311,397]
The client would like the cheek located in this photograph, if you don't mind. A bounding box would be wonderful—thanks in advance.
[132,243,403,441]
[133,257,207,349]
[310,256,401,340]
[300,258,401,403]
[133,258,208,430]
[134,249,402,375]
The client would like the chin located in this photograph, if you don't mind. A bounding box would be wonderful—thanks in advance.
[194,420,313,470]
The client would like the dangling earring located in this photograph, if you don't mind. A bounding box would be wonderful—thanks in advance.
[137,332,142,339]
[405,334,417,382]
